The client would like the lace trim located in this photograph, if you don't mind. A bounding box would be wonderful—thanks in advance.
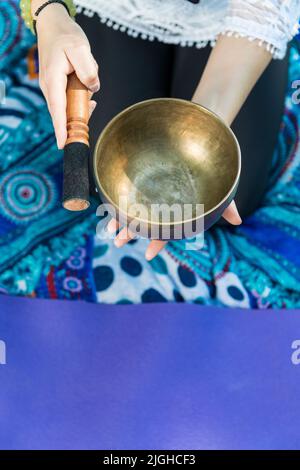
[75,0,221,48]
[220,31,278,57]
[74,0,300,58]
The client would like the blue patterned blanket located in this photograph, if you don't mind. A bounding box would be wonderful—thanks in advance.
[0,0,299,308]
[0,0,97,300]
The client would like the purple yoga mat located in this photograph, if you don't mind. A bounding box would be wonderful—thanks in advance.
[0,295,299,449]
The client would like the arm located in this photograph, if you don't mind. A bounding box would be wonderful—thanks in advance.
[192,0,300,124]
[192,34,272,126]
[30,1,100,148]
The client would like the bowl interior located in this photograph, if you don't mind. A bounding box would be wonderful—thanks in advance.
[94,99,240,224]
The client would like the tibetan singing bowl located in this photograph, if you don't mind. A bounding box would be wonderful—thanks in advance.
[93,98,241,240]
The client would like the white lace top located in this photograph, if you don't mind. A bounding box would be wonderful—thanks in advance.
[75,0,300,59]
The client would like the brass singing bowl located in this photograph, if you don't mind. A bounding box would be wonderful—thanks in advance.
[93,98,241,240]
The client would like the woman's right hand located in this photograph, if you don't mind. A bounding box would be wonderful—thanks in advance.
[34,3,100,148]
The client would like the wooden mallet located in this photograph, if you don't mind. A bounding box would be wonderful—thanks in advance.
[62,72,90,211]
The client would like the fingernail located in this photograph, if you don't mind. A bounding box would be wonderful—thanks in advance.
[145,251,153,261]
[90,83,100,93]
[57,133,67,149]
[233,215,242,225]
[114,238,121,248]
[232,201,242,224]
[89,101,97,118]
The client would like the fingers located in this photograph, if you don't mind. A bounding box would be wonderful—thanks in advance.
[114,230,166,259]
[67,44,100,93]
[222,200,242,225]
[107,218,166,259]
[108,219,136,247]
[114,227,136,248]
[42,68,68,149]
[107,218,121,234]
[145,241,167,261]
[41,69,97,149]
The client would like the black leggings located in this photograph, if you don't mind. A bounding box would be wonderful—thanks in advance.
[77,13,289,218]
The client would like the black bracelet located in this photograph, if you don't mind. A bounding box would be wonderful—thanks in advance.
[33,0,71,35]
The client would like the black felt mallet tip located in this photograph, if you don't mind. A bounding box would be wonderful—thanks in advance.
[62,142,90,211]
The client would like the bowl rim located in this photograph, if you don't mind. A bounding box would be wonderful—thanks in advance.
[93,97,241,226]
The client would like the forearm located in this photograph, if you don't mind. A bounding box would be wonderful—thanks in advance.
[192,35,272,126]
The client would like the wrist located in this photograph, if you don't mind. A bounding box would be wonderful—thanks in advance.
[192,35,272,127]
[35,2,72,31]
[192,87,232,126]
[20,0,77,34]
[30,0,75,16]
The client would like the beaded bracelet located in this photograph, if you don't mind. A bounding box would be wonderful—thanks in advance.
[20,0,77,34]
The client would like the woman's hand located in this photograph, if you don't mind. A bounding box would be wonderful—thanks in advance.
[109,201,241,261]
[34,3,100,148]
[106,200,241,260]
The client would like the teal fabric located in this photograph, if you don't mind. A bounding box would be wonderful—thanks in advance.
[0,1,96,297]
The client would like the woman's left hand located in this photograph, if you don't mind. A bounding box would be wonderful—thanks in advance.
[106,200,241,260]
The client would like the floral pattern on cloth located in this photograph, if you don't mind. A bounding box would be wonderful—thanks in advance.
[0,0,96,299]
[34,236,96,302]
